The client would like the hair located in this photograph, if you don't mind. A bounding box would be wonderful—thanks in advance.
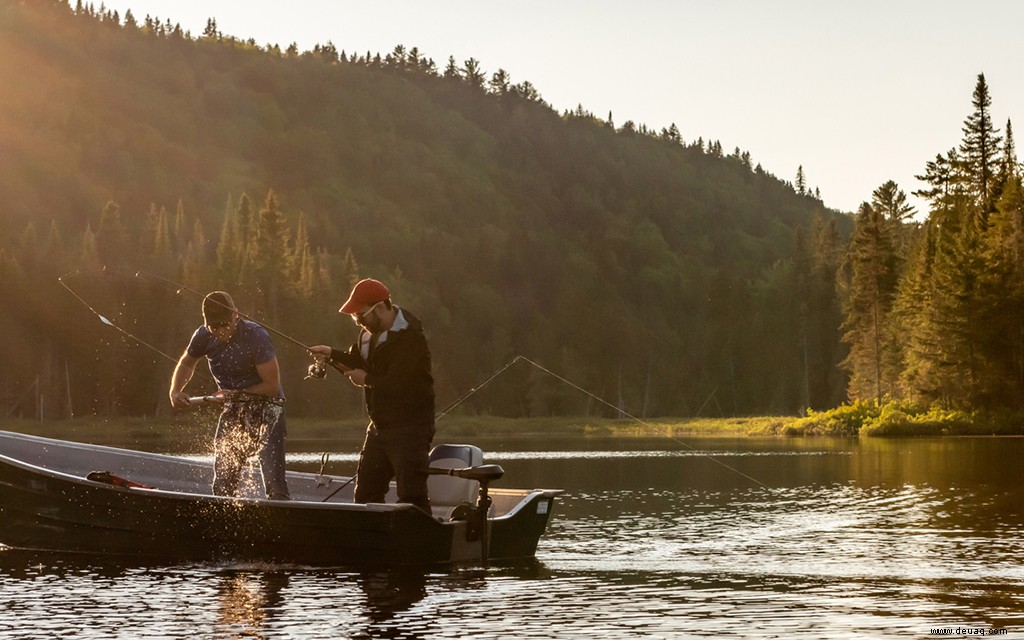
[202,291,235,325]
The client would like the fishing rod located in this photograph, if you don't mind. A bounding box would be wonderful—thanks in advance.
[59,267,345,377]
[447,355,771,490]
[58,268,179,363]
[61,268,768,489]
[132,269,353,379]
[131,269,314,353]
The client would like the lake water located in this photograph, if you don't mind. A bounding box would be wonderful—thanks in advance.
[2,435,1023,638]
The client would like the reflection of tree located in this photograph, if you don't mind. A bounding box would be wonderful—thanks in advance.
[214,571,289,638]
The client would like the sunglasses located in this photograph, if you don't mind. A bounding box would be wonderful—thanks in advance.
[352,301,382,323]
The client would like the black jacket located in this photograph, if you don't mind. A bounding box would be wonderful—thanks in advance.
[329,308,435,428]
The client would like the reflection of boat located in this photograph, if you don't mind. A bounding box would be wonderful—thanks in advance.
[0,431,562,565]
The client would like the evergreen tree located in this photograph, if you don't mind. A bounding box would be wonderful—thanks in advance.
[215,194,237,279]
[992,119,1019,207]
[340,247,360,287]
[795,166,807,196]
[43,220,65,266]
[152,206,172,269]
[893,220,939,402]
[927,201,994,407]
[460,58,486,87]
[249,190,290,321]
[871,180,916,257]
[841,203,901,403]
[982,172,1024,407]
[959,73,1002,215]
[80,224,100,270]
[489,68,511,96]
[443,55,459,79]
[180,219,208,287]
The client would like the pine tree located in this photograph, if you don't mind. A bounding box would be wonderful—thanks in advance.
[152,206,172,269]
[982,172,1024,407]
[992,119,1018,207]
[795,166,807,196]
[96,200,129,266]
[215,194,237,277]
[894,221,940,403]
[959,73,1002,215]
[460,58,485,88]
[443,55,459,79]
[249,190,290,321]
[180,219,208,287]
[928,202,995,407]
[871,180,916,257]
[841,203,901,403]
[80,224,100,270]
[341,246,360,286]
[43,220,65,266]
[489,69,511,96]
[173,199,187,252]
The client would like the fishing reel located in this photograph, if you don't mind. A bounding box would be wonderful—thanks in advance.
[305,359,328,380]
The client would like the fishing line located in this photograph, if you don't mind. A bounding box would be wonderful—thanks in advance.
[58,268,178,363]
[434,356,526,420]
[449,355,771,490]
[130,269,316,353]
[60,268,768,488]
[59,267,339,367]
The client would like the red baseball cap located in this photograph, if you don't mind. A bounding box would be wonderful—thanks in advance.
[339,278,390,314]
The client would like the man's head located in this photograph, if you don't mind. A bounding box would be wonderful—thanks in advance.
[203,291,238,339]
[340,279,393,332]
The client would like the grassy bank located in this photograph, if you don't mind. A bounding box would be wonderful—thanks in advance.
[0,414,786,448]
[2,403,1021,447]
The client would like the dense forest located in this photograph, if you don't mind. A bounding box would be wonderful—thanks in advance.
[5,1,1011,423]
[842,74,1024,412]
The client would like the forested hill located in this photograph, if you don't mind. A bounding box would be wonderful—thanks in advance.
[0,1,849,420]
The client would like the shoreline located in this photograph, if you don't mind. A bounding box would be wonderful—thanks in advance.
[0,414,776,447]
[3,412,1022,447]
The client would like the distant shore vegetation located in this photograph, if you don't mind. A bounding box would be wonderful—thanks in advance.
[4,401,1023,448]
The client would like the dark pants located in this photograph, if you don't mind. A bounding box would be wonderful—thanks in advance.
[213,401,290,500]
[354,422,434,513]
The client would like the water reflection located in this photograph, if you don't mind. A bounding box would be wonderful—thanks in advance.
[3,437,1024,638]
[215,571,289,639]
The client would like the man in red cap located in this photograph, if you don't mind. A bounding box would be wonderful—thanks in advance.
[309,279,435,513]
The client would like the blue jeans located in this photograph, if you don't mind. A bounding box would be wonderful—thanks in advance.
[213,400,290,500]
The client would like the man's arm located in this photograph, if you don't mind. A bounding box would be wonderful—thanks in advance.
[246,356,282,398]
[169,351,200,408]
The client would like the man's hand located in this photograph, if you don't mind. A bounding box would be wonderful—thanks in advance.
[344,369,368,387]
[308,345,332,358]
[169,390,192,409]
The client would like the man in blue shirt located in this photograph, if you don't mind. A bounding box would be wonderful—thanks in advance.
[169,291,290,500]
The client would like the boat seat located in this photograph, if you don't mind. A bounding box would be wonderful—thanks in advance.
[428,444,483,507]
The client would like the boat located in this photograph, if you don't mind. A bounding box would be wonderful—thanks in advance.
[0,430,562,565]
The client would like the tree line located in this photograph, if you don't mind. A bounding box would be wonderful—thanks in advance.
[3,0,857,420]
[842,73,1024,411]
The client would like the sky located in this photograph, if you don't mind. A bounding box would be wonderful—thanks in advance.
[99,0,1024,217]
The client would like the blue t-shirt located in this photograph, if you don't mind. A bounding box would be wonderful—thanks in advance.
[187,319,280,394]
